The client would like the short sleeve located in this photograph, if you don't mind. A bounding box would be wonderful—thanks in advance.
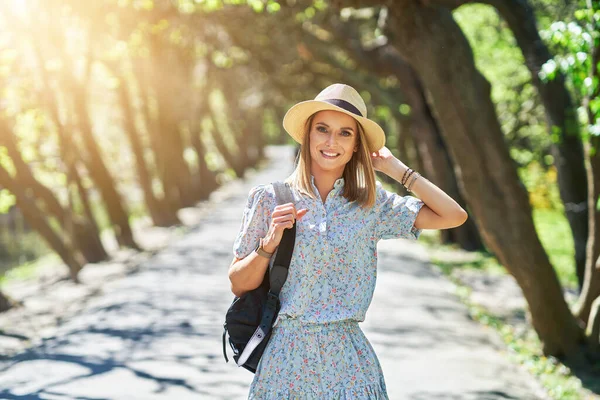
[374,181,425,241]
[232,184,275,259]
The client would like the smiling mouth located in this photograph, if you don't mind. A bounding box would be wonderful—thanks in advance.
[320,150,340,159]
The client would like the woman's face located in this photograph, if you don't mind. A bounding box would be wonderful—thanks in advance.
[308,110,359,176]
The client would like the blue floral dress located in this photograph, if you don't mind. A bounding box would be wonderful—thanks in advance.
[232,175,424,399]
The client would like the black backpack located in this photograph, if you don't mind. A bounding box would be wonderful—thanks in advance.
[222,181,297,373]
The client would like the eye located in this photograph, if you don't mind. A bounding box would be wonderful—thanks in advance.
[317,126,327,133]
[341,131,352,137]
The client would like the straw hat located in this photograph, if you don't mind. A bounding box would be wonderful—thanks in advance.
[282,83,386,153]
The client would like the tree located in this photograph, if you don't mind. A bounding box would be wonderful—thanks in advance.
[329,0,589,359]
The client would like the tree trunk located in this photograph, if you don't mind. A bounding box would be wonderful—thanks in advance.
[186,63,220,201]
[587,295,600,352]
[188,86,219,200]
[132,59,183,218]
[481,0,589,291]
[338,0,584,357]
[575,137,600,324]
[57,124,108,264]
[0,117,109,265]
[247,108,266,166]
[574,41,600,325]
[0,166,86,282]
[149,41,196,209]
[24,24,109,263]
[59,110,109,264]
[190,127,219,199]
[66,54,140,250]
[0,291,15,313]
[318,13,484,250]
[112,64,181,227]
[342,22,484,250]
[273,106,288,146]
[219,72,251,172]
[207,110,245,177]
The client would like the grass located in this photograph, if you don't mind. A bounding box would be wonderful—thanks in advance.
[533,208,579,290]
[0,253,61,286]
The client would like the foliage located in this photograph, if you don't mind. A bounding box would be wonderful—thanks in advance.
[0,190,16,213]
[0,231,52,276]
[517,159,577,288]
[539,2,600,142]
[533,208,578,289]
[518,161,563,210]
[454,4,553,169]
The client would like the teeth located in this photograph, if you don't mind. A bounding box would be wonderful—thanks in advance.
[322,151,339,157]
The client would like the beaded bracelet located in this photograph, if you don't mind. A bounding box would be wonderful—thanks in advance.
[403,169,416,186]
[401,168,411,186]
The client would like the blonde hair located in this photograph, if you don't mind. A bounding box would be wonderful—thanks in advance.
[284,112,378,209]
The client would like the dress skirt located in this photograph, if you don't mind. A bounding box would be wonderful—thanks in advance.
[248,319,389,399]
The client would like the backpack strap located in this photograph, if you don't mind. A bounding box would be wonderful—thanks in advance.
[235,181,296,368]
[269,181,296,295]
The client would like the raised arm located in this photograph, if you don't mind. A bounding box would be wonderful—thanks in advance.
[371,147,468,231]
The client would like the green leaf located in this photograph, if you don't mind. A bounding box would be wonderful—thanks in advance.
[398,104,411,116]
[313,0,327,10]
[0,189,16,214]
[539,59,557,81]
[266,1,280,13]
[248,0,264,12]
[590,97,600,115]
[574,9,588,21]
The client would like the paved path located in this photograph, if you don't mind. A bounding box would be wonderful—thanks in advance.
[0,145,547,399]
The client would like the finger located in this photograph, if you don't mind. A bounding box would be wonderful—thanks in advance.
[273,214,296,226]
[273,216,291,225]
[273,204,296,220]
[279,204,298,219]
[285,204,297,220]
[296,208,309,220]
[279,220,295,228]
[274,219,294,230]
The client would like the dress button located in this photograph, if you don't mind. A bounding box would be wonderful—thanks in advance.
[319,220,327,233]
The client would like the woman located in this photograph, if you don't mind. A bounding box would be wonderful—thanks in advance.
[228,83,468,399]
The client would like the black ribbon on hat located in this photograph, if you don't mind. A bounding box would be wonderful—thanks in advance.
[322,99,363,117]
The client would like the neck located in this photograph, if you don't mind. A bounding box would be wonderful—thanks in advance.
[311,172,341,190]
[310,169,344,203]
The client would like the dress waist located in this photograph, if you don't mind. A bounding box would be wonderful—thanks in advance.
[274,316,359,332]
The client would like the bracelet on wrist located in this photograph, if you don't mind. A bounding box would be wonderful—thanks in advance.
[407,172,421,192]
[402,168,413,186]
[401,168,411,186]
[255,237,274,258]
[403,169,415,187]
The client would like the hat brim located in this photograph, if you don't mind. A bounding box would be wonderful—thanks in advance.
[282,100,385,153]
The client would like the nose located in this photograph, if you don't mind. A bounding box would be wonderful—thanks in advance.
[326,132,337,147]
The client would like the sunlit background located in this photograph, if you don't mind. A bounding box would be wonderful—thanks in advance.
[0,0,598,398]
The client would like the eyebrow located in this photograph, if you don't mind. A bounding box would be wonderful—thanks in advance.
[315,122,355,132]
